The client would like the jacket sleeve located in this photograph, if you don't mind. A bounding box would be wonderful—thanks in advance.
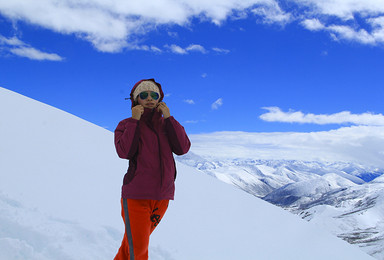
[165,116,191,155]
[114,118,140,159]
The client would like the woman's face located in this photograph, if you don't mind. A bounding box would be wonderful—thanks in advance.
[137,91,159,109]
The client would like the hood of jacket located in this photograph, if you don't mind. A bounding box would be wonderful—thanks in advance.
[129,78,164,108]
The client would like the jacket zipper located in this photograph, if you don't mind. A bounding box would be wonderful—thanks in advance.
[146,116,164,188]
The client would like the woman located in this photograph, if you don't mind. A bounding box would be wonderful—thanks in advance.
[114,79,191,260]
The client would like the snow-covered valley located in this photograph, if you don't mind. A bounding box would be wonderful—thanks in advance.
[0,86,379,259]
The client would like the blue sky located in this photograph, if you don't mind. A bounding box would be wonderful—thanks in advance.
[1,0,384,135]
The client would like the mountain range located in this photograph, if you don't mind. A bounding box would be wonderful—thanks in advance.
[177,153,384,259]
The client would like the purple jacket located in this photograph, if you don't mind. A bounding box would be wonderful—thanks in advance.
[114,79,191,200]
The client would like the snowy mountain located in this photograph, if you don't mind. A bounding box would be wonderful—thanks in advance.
[177,153,380,197]
[0,86,375,259]
[177,151,384,259]
[295,174,384,259]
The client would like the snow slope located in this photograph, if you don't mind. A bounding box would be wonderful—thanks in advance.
[0,87,374,259]
[0,87,125,227]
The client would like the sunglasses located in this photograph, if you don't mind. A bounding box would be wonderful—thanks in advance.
[139,91,160,100]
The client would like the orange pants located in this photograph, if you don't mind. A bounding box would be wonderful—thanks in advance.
[114,198,169,260]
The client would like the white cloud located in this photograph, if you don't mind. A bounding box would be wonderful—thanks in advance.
[0,35,24,46]
[1,0,384,53]
[165,44,188,54]
[251,2,292,24]
[165,44,207,54]
[328,25,376,45]
[295,1,384,46]
[189,125,384,167]
[212,47,230,54]
[295,0,384,20]
[0,35,63,61]
[301,22,378,45]
[301,19,325,31]
[300,20,379,45]
[211,98,223,110]
[186,44,207,53]
[201,73,208,78]
[128,44,162,53]
[10,46,63,61]
[184,99,195,104]
[150,45,162,53]
[0,0,272,52]
[0,0,296,53]
[260,107,384,126]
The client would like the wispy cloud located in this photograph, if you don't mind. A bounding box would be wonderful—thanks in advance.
[168,31,178,38]
[185,120,199,124]
[164,44,207,55]
[212,47,230,54]
[260,107,384,126]
[131,43,212,54]
[184,99,195,104]
[165,44,188,54]
[10,46,63,61]
[0,35,24,46]
[186,44,207,53]
[0,35,63,61]
[297,1,384,46]
[211,98,223,110]
[301,19,377,45]
[128,44,162,53]
[251,2,292,24]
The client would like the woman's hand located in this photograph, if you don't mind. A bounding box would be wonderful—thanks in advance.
[132,105,144,120]
[156,102,171,119]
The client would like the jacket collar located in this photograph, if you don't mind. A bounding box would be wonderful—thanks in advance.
[141,107,162,123]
